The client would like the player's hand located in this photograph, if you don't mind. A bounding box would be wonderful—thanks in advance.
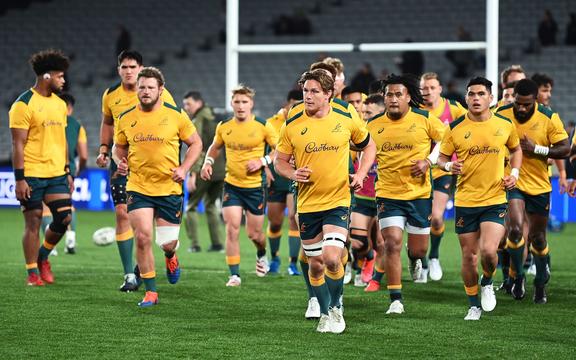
[349,172,366,191]
[96,153,109,168]
[289,156,296,168]
[502,175,517,191]
[292,166,312,183]
[520,135,536,154]
[246,159,263,173]
[67,174,74,194]
[264,166,274,188]
[450,160,463,175]
[171,166,187,184]
[187,172,197,192]
[568,180,576,197]
[15,179,31,201]
[558,176,568,194]
[201,164,213,181]
[117,157,129,176]
[410,159,430,177]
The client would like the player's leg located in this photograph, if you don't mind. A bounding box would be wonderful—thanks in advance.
[497,211,512,293]
[40,203,53,253]
[459,231,481,320]
[505,197,526,299]
[429,188,450,281]
[349,210,371,287]
[222,205,243,285]
[22,207,44,285]
[64,206,77,254]
[406,198,431,283]
[525,193,551,304]
[478,219,506,312]
[204,180,224,252]
[286,193,301,275]
[111,180,137,291]
[184,175,208,252]
[246,210,268,277]
[128,203,156,307]
[266,199,286,274]
[156,194,184,285]
[366,217,385,292]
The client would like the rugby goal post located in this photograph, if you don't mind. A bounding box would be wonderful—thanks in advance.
[226,0,499,111]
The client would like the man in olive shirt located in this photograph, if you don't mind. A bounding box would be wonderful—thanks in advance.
[183,91,225,253]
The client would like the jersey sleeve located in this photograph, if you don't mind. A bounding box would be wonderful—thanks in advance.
[8,102,32,130]
[115,121,128,146]
[178,110,197,141]
[428,114,446,142]
[213,122,224,146]
[101,90,112,117]
[350,112,370,147]
[264,121,279,148]
[276,123,293,155]
[451,101,467,119]
[547,113,568,145]
[161,89,177,106]
[78,125,87,144]
[506,123,520,149]
[439,128,455,157]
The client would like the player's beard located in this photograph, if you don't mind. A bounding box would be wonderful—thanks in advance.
[140,95,159,111]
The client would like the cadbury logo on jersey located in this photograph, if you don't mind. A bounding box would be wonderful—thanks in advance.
[380,142,413,152]
[304,142,339,153]
[468,145,499,156]
[42,120,64,127]
[228,142,253,151]
[133,133,164,143]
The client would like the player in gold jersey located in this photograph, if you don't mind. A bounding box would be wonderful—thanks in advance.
[97,50,176,292]
[569,133,576,196]
[276,69,376,333]
[201,85,277,286]
[438,77,522,320]
[419,72,467,282]
[367,74,445,315]
[496,79,569,303]
[265,90,303,275]
[9,49,72,286]
[114,67,202,307]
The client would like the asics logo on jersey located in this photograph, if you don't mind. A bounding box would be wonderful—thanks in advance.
[332,123,342,133]
[131,121,137,127]
[301,127,308,135]
[494,128,503,136]
[377,128,384,134]
[226,130,232,135]
[407,123,417,132]
[114,99,122,105]
[464,131,471,139]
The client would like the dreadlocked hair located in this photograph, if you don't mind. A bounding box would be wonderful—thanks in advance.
[381,73,424,108]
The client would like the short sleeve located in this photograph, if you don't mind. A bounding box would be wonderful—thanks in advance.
[78,126,87,144]
[265,122,279,148]
[350,112,370,147]
[276,123,293,155]
[439,128,455,157]
[115,121,127,146]
[213,122,224,146]
[161,89,177,106]
[547,113,568,145]
[8,102,32,130]
[101,91,112,117]
[428,114,446,143]
[179,111,197,141]
[506,124,520,149]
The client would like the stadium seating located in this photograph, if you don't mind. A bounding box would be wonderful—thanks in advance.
[1,0,575,164]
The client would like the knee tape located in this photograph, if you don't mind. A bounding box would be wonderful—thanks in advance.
[350,227,369,252]
[323,232,347,249]
[155,226,180,249]
[47,198,72,234]
[302,241,323,257]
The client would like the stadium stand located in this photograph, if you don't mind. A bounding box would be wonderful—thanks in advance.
[1,0,575,164]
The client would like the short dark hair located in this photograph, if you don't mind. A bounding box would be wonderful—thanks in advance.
[29,49,69,75]
[368,79,385,95]
[59,93,75,107]
[383,73,424,108]
[287,89,303,102]
[341,86,363,99]
[183,91,203,102]
[531,73,554,88]
[117,50,143,66]
[364,94,385,107]
[467,77,493,93]
[137,67,165,87]
[514,79,539,97]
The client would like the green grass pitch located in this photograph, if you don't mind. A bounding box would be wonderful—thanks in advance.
[1,208,575,359]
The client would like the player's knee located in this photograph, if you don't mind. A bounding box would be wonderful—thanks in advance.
[507,224,523,242]
[155,226,180,250]
[268,223,282,234]
[530,232,547,251]
[430,216,444,230]
[350,227,369,252]
[462,251,477,267]
[307,256,324,275]
[384,237,402,255]
[47,198,72,234]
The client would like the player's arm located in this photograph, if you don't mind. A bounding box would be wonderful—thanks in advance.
[97,113,114,168]
[200,141,223,181]
[437,130,462,175]
[76,126,88,175]
[350,135,376,190]
[173,132,202,183]
[10,128,31,201]
[520,136,570,159]
[502,145,522,190]
[274,151,311,183]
